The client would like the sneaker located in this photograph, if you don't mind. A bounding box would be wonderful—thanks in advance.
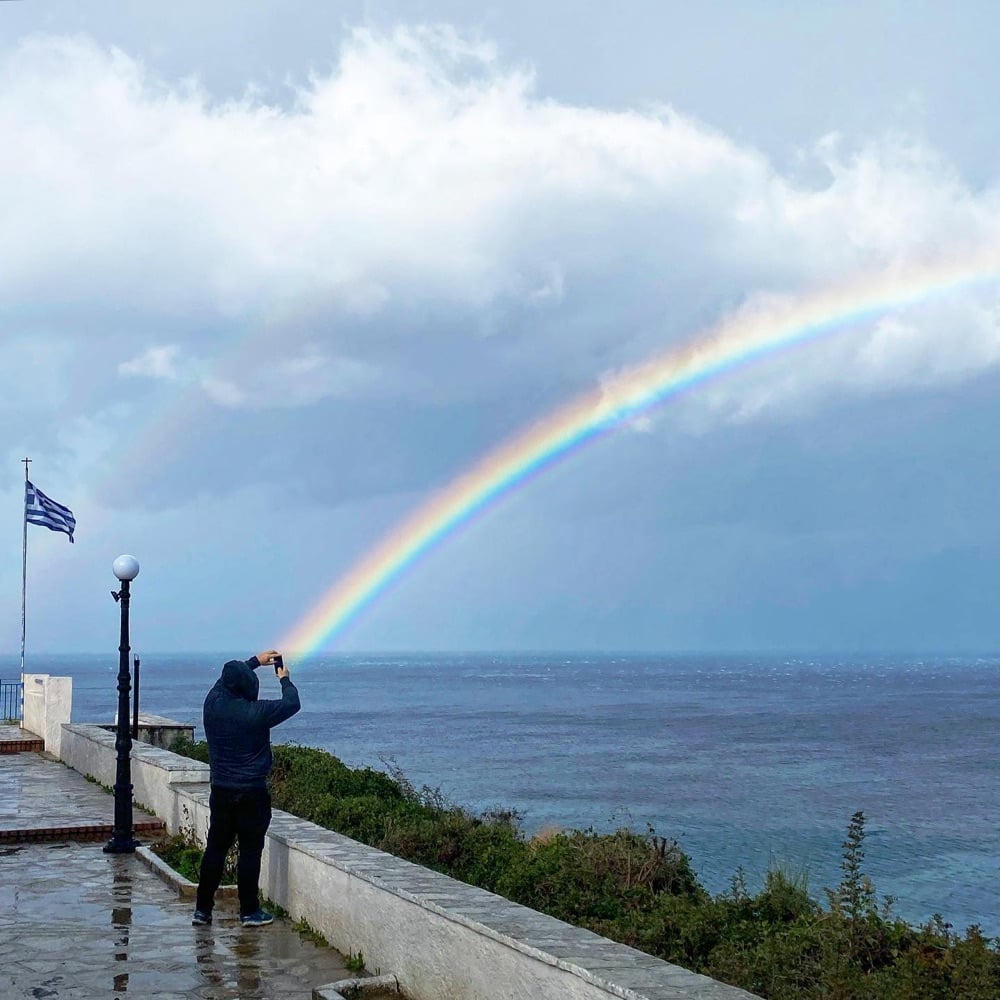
[191,910,212,926]
[240,909,274,927]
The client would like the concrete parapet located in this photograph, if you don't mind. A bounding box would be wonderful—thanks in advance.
[22,673,72,758]
[58,721,761,1000]
[60,722,210,833]
[100,712,196,750]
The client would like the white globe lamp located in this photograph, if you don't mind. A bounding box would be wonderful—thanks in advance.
[113,555,140,582]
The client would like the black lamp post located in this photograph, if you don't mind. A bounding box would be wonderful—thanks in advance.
[105,554,140,855]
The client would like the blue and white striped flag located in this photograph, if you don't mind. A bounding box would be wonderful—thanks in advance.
[25,481,76,543]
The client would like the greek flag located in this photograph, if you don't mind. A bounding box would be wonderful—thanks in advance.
[25,481,76,543]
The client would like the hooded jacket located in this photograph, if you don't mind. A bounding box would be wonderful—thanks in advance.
[203,655,300,790]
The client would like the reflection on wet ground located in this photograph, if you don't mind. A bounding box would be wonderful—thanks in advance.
[0,830,351,997]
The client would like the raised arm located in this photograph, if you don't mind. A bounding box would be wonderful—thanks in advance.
[254,662,300,728]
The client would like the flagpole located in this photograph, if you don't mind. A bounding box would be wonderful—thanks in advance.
[20,457,31,722]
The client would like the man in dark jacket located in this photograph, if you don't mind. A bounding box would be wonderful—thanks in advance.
[193,648,300,927]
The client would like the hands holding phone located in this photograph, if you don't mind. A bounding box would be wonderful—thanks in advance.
[255,649,289,679]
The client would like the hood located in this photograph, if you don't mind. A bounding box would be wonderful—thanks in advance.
[220,659,259,702]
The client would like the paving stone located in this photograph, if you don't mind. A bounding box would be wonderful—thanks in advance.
[0,750,354,999]
[0,745,161,837]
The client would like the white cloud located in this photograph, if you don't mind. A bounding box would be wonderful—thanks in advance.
[118,345,181,380]
[4,24,1000,439]
[200,376,246,408]
[857,300,1000,384]
[204,349,381,409]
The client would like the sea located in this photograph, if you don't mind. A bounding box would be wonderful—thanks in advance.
[4,651,997,936]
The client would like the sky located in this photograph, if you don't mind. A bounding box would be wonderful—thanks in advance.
[4,1,1000,655]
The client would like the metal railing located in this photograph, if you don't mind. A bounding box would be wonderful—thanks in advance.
[1,679,23,722]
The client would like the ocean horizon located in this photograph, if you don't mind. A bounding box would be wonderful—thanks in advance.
[4,650,997,936]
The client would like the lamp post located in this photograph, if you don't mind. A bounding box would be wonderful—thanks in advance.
[105,554,140,855]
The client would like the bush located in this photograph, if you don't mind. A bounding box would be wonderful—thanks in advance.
[170,736,209,764]
[151,832,237,885]
[497,827,704,925]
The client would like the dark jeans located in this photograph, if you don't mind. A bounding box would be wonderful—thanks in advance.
[195,786,271,917]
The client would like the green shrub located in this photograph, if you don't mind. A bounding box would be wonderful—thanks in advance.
[497,827,703,926]
[151,832,236,885]
[170,736,210,764]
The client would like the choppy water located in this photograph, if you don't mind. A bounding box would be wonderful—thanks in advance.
[5,651,998,934]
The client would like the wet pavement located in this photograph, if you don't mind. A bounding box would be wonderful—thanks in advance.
[0,742,354,999]
[0,737,165,843]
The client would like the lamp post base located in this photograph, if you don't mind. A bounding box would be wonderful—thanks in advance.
[103,836,140,855]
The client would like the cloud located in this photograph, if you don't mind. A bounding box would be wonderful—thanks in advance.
[200,376,246,408]
[200,349,381,409]
[5,24,1000,506]
[118,345,182,380]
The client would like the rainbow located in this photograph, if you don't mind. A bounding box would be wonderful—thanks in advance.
[280,251,1000,655]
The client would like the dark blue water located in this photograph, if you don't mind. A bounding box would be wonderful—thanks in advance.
[5,651,998,935]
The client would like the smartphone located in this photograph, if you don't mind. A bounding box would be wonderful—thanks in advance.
[274,654,284,675]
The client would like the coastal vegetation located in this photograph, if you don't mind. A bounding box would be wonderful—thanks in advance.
[153,831,236,885]
[172,739,999,999]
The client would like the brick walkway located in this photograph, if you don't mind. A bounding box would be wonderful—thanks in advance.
[0,746,354,998]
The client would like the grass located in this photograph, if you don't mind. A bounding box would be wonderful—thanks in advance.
[344,950,366,975]
[263,897,289,918]
[292,916,330,948]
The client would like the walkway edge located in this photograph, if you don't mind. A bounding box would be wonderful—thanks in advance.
[314,972,401,999]
[135,844,238,900]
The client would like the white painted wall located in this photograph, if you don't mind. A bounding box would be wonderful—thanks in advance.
[22,673,72,757]
[60,723,210,832]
